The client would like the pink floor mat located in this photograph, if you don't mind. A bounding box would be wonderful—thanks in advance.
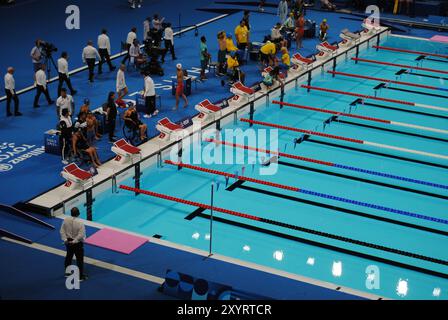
[429,35,448,43]
[85,228,148,254]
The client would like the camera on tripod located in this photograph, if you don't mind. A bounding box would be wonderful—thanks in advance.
[41,41,58,57]
[142,38,167,76]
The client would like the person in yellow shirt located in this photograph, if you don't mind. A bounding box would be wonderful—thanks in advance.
[279,47,291,76]
[260,41,276,66]
[235,20,249,50]
[226,35,238,52]
[223,51,245,85]
[217,31,227,75]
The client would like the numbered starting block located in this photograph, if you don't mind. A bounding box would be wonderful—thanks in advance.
[61,163,94,190]
[194,99,222,122]
[339,29,361,47]
[316,41,338,60]
[111,139,141,165]
[291,53,314,71]
[229,82,255,107]
[156,117,184,142]
[361,19,381,36]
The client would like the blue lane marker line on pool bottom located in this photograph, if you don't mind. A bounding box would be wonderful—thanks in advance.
[298,189,448,225]
[333,164,448,190]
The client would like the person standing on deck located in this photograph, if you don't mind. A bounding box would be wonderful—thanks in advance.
[173,63,188,111]
[278,0,289,24]
[60,207,87,281]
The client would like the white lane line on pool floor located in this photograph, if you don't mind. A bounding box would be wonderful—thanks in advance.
[1,237,164,285]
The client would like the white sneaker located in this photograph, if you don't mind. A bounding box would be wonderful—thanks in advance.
[62,159,68,164]
[153,110,159,116]
[143,114,151,118]
[131,4,135,9]
[138,4,141,8]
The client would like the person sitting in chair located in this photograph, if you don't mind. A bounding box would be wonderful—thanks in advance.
[72,129,102,168]
[129,39,146,69]
[123,105,148,141]
[222,51,245,86]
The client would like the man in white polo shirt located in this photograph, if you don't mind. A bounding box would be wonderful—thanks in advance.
[97,29,116,74]
[56,88,75,118]
[33,64,54,108]
[164,22,176,61]
[57,52,77,97]
[122,27,137,64]
[142,71,158,118]
[4,67,21,117]
[116,64,128,100]
[82,40,101,83]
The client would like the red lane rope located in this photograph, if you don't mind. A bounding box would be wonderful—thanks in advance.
[272,100,390,124]
[204,138,335,166]
[301,85,415,106]
[240,118,365,144]
[164,160,300,191]
[352,57,448,75]
[372,45,448,59]
[327,70,443,91]
[119,185,261,221]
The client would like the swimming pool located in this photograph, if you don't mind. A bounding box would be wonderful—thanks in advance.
[75,33,448,300]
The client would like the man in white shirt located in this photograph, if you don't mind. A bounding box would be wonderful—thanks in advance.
[33,65,54,108]
[82,40,101,82]
[164,22,176,60]
[122,27,137,64]
[56,88,75,118]
[57,52,77,97]
[60,207,87,281]
[116,64,128,100]
[277,0,289,24]
[98,29,116,74]
[30,39,43,72]
[142,71,158,118]
[129,39,141,64]
[4,67,21,117]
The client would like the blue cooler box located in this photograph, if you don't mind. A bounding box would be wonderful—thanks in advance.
[44,130,61,155]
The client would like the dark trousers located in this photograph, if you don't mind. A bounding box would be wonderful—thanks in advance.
[98,49,115,73]
[164,40,176,60]
[34,85,52,107]
[121,44,132,64]
[60,135,72,161]
[58,73,75,96]
[5,89,19,115]
[108,118,116,140]
[145,95,156,115]
[64,242,84,277]
[86,58,96,82]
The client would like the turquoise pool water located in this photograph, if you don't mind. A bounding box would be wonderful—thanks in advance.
[84,35,448,300]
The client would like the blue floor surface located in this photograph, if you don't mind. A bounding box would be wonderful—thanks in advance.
[0,212,364,299]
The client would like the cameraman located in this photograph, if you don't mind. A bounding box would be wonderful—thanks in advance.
[30,39,43,72]
[57,52,77,96]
